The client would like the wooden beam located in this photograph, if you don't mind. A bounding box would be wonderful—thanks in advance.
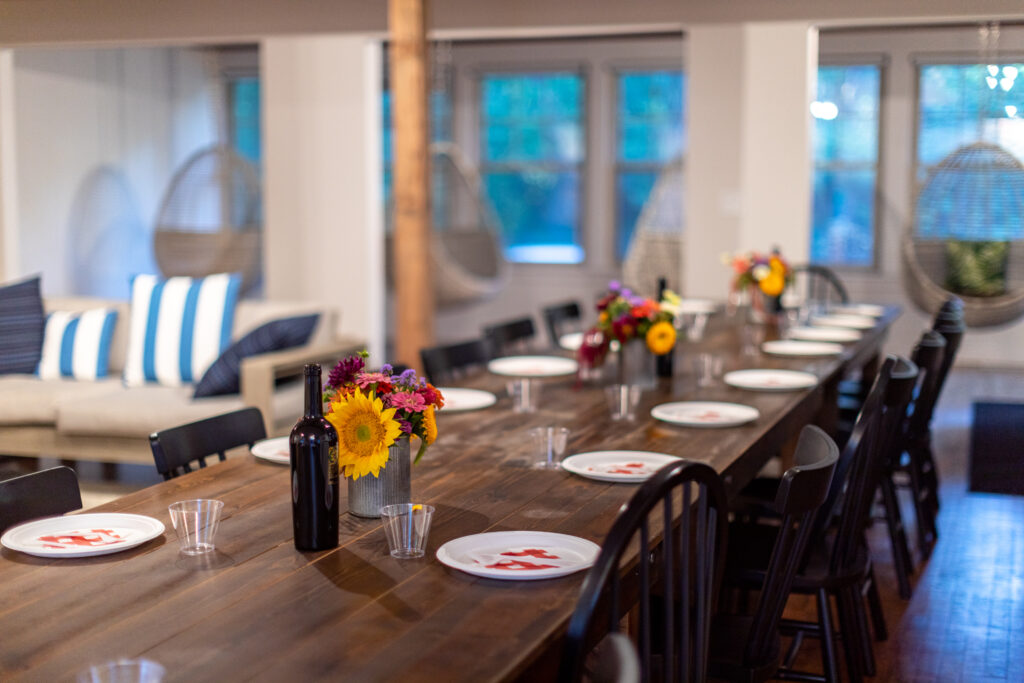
[389,0,434,371]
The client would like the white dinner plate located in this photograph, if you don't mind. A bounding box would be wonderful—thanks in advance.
[833,303,886,318]
[558,332,583,351]
[438,387,497,413]
[560,450,679,483]
[251,436,290,465]
[787,326,862,343]
[1,513,166,559]
[650,401,760,428]
[761,340,844,357]
[811,314,877,331]
[723,369,818,392]
[487,356,579,378]
[436,531,600,580]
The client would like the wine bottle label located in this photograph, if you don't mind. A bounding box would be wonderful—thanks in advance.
[327,444,339,484]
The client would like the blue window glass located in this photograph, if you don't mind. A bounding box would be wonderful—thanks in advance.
[231,78,261,164]
[480,72,585,264]
[812,65,881,267]
[916,64,1024,241]
[615,70,684,260]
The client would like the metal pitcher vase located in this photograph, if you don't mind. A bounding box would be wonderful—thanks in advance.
[347,436,412,518]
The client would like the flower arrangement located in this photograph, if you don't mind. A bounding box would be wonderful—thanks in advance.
[727,248,791,298]
[323,351,443,481]
[579,281,678,367]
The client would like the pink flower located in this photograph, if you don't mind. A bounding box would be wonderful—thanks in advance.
[388,391,427,412]
[355,372,389,389]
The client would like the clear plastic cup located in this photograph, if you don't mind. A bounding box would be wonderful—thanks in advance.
[168,499,224,555]
[380,503,435,559]
[507,378,540,413]
[605,384,642,421]
[529,426,570,470]
[77,658,166,683]
[694,353,724,388]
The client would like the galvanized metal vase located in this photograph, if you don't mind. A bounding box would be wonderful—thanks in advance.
[347,437,412,518]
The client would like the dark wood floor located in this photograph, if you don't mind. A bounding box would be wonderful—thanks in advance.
[785,368,1024,682]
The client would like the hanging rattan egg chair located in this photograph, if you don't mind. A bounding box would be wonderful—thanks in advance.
[386,141,507,308]
[903,141,1024,327]
[153,144,262,293]
[622,157,684,295]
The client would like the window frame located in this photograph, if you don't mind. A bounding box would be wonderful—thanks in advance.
[474,64,591,265]
[812,54,886,271]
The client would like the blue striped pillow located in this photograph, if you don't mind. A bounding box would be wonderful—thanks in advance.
[37,308,119,380]
[123,273,242,387]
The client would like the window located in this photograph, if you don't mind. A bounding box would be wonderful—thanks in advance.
[229,78,261,164]
[916,63,1024,240]
[811,64,881,267]
[479,71,585,264]
[615,70,685,260]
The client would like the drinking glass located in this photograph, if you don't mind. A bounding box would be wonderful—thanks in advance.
[529,426,570,470]
[694,353,724,388]
[168,499,224,555]
[380,503,434,559]
[605,384,642,421]
[507,378,539,413]
[77,659,166,683]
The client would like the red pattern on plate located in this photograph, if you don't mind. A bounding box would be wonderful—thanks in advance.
[501,548,561,559]
[485,559,559,570]
[35,529,127,549]
[695,411,721,421]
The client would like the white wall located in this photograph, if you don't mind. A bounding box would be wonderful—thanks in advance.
[261,35,385,358]
[3,46,219,297]
[820,25,1024,367]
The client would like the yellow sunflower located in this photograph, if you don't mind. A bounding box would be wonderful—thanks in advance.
[759,271,786,297]
[645,320,676,355]
[422,405,438,445]
[326,389,402,480]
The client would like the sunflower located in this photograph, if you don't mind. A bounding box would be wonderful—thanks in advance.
[759,271,786,297]
[645,320,676,355]
[327,389,402,480]
[422,406,438,445]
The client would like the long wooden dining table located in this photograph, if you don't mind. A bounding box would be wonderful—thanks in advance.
[0,307,898,682]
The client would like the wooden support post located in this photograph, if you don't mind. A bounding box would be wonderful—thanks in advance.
[389,0,434,370]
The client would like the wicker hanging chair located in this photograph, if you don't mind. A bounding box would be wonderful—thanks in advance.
[153,144,262,293]
[903,141,1024,327]
[386,142,507,308]
[622,158,684,295]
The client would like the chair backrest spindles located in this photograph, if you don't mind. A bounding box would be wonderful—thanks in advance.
[419,339,490,384]
[149,407,267,480]
[542,301,583,347]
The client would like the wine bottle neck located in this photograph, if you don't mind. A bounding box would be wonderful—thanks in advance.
[304,365,323,417]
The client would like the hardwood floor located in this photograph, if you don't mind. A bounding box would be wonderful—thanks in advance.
[785,368,1024,682]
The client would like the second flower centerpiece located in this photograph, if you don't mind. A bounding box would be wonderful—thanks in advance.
[726,248,792,323]
[578,281,678,385]
[324,352,443,518]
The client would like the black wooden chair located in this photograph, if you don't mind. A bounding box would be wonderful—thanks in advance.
[482,317,536,356]
[560,460,729,683]
[790,264,850,310]
[419,338,491,385]
[149,407,267,480]
[708,425,840,683]
[0,466,83,533]
[541,300,582,348]
[723,357,917,683]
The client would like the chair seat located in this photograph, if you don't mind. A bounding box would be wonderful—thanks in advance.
[725,521,871,592]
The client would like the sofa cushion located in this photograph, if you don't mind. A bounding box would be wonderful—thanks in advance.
[0,276,45,375]
[37,308,119,380]
[0,375,124,425]
[56,380,304,438]
[123,273,242,387]
[193,314,319,398]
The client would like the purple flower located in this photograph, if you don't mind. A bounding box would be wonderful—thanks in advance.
[609,280,622,291]
[399,419,413,434]
[621,288,633,298]
[629,296,646,307]
[326,355,364,389]
[398,368,418,384]
[380,363,393,375]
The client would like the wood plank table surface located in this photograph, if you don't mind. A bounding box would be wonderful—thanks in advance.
[0,307,898,682]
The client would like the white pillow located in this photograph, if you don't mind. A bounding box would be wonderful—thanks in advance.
[123,273,241,387]
[37,308,118,380]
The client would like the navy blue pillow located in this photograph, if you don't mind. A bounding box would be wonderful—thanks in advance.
[193,314,319,397]
[0,275,45,375]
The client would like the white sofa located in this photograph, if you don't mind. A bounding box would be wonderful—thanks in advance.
[0,296,362,465]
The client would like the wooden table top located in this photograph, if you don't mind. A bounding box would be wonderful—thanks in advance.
[0,307,898,682]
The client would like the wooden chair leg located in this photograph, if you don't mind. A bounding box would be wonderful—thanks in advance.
[816,588,840,683]
[865,568,888,641]
[849,585,876,676]
[879,475,914,599]
[834,587,863,683]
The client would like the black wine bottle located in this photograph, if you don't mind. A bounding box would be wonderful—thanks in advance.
[656,277,674,378]
[291,364,339,551]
